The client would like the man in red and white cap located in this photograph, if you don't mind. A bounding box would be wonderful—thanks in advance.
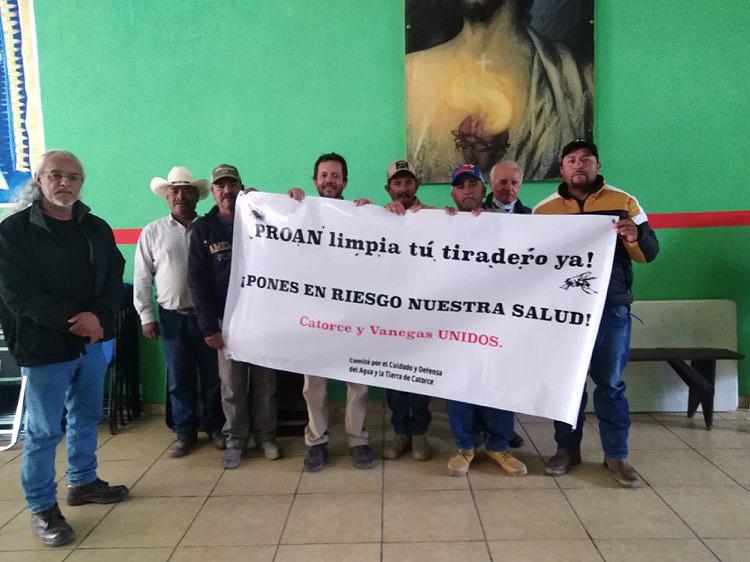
[444,163,528,479]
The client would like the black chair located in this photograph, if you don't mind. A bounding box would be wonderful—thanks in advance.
[104,283,142,434]
[0,329,25,451]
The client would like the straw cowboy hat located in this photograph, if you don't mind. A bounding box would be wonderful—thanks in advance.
[150,166,209,200]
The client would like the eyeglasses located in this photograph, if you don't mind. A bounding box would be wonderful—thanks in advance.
[41,171,84,183]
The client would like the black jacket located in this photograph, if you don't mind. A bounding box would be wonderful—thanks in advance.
[188,206,233,337]
[0,201,125,366]
[483,194,532,214]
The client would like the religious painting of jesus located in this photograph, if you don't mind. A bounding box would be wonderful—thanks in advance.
[406,0,594,182]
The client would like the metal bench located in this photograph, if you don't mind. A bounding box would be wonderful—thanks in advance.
[628,347,745,429]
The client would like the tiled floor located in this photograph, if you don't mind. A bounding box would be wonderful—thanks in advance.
[1,403,750,561]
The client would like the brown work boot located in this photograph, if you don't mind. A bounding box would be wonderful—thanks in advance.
[486,450,528,476]
[604,458,641,488]
[447,449,475,477]
[383,434,411,460]
[544,449,581,476]
[411,435,432,461]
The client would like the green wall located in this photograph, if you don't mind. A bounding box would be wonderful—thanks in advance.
[34,1,749,402]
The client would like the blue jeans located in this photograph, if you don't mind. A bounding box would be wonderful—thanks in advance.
[386,390,431,436]
[102,338,115,365]
[160,308,223,439]
[554,304,632,460]
[447,401,515,452]
[21,343,106,513]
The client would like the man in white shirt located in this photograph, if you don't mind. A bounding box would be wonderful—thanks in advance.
[134,166,224,458]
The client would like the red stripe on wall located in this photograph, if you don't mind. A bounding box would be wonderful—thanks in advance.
[649,210,750,229]
[113,229,142,245]
[112,210,750,243]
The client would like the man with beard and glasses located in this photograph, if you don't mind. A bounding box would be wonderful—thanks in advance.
[287,152,375,472]
[442,164,528,478]
[406,0,593,182]
[188,164,281,469]
[0,150,128,547]
[135,166,224,459]
[534,139,659,488]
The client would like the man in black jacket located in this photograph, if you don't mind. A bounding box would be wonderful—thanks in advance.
[482,160,529,450]
[483,161,531,214]
[188,164,280,469]
[0,150,128,547]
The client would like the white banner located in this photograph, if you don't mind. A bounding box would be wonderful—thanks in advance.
[224,192,617,425]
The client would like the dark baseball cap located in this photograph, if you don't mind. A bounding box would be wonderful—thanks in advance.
[561,138,598,160]
[211,164,242,184]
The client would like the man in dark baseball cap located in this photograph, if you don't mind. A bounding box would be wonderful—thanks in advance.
[211,164,242,184]
[188,163,281,469]
[534,138,659,488]
[560,138,599,160]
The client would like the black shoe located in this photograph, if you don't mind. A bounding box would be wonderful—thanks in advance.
[67,478,129,506]
[351,445,375,470]
[168,435,196,458]
[222,447,243,469]
[31,503,76,547]
[303,444,328,472]
[509,431,525,449]
[544,449,582,476]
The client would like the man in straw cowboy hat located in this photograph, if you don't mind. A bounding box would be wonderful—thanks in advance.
[134,166,225,458]
[188,164,281,469]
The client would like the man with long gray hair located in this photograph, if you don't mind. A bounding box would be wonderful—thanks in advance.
[0,150,129,547]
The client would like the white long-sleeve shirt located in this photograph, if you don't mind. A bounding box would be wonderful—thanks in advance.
[133,215,197,325]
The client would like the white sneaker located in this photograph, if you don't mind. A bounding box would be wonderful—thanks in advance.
[261,440,282,460]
